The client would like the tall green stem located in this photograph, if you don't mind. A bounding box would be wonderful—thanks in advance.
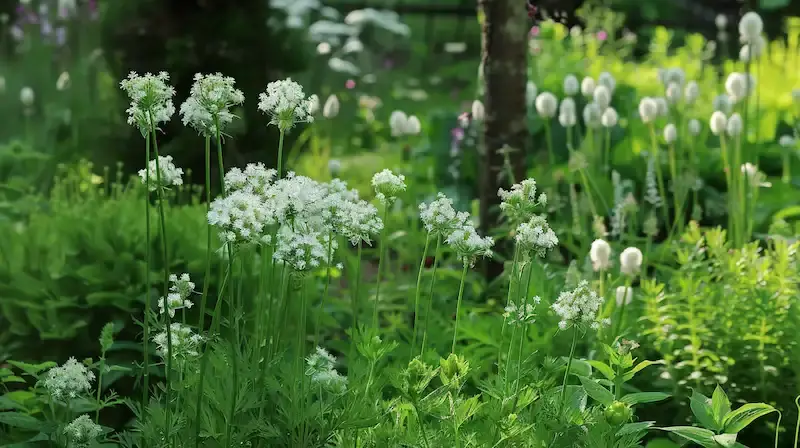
[649,124,670,232]
[197,136,213,331]
[411,232,432,355]
[559,328,578,413]
[667,143,682,233]
[315,234,335,347]
[142,131,152,410]
[371,206,390,329]
[719,135,736,243]
[351,242,363,338]
[451,262,470,354]
[277,130,285,179]
[420,235,441,356]
[497,246,521,373]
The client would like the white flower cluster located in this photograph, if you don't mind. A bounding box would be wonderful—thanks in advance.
[504,296,541,326]
[644,153,663,208]
[515,215,558,258]
[446,223,494,267]
[371,169,407,204]
[119,71,176,135]
[741,163,771,188]
[620,247,643,276]
[273,228,330,271]
[158,273,195,318]
[43,357,95,400]
[153,323,203,360]
[138,155,184,192]
[305,346,348,394]
[498,178,547,224]
[590,239,612,271]
[224,162,277,197]
[389,110,422,136]
[738,12,764,62]
[419,193,470,237]
[257,78,315,131]
[64,415,103,446]
[552,280,607,330]
[179,72,245,136]
[208,190,272,245]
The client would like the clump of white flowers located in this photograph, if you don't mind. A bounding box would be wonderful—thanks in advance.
[153,323,203,360]
[590,239,612,271]
[42,357,95,400]
[208,190,271,245]
[446,223,494,266]
[710,111,728,136]
[552,280,607,330]
[224,162,277,197]
[498,178,547,224]
[535,92,558,118]
[504,296,541,326]
[601,107,618,128]
[638,97,658,124]
[306,347,347,394]
[257,78,315,131]
[64,415,103,447]
[158,273,195,318]
[372,169,407,204]
[332,198,384,246]
[119,71,176,135]
[138,155,184,192]
[515,215,558,258]
[419,193,470,237]
[620,246,643,276]
[179,72,244,136]
[273,228,330,271]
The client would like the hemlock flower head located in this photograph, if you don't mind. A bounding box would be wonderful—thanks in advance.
[322,94,340,118]
[583,102,602,128]
[257,78,315,131]
[710,111,727,136]
[224,162,277,197]
[158,273,195,318]
[580,76,596,97]
[371,169,406,204]
[64,415,103,447]
[333,198,383,245]
[504,297,541,326]
[138,155,183,192]
[179,72,244,136]
[535,92,558,118]
[419,193,470,237]
[208,190,271,245]
[119,71,176,135]
[498,178,547,223]
[638,97,658,123]
[593,85,611,110]
[306,346,347,394]
[664,123,677,143]
[563,74,579,96]
[619,246,643,276]
[552,280,606,330]
[515,215,558,258]
[590,238,612,271]
[153,323,203,360]
[601,107,618,128]
[616,286,633,305]
[446,223,494,266]
[273,228,330,271]
[43,357,95,400]
[726,113,743,137]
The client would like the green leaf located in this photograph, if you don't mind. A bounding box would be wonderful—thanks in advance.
[659,426,717,447]
[712,433,738,447]
[1,376,26,384]
[578,376,614,406]
[620,392,671,405]
[568,359,592,377]
[760,0,790,10]
[455,395,482,427]
[711,386,732,424]
[722,403,777,434]
[690,389,721,431]
[0,412,42,430]
[6,361,56,377]
[621,359,664,382]
[616,421,654,436]
[587,360,615,380]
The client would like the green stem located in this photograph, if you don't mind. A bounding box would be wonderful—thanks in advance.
[667,143,682,233]
[372,206,390,329]
[559,328,578,413]
[649,124,670,233]
[793,395,799,448]
[95,355,105,423]
[197,136,213,331]
[512,264,535,406]
[420,235,442,356]
[411,232,432,355]
[719,135,736,243]
[142,131,152,410]
[351,242,363,338]
[604,128,611,171]
[277,130,285,180]
[613,278,632,337]
[315,234,335,348]
[451,262,470,354]
[497,246,521,375]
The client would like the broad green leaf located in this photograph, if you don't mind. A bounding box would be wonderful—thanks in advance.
[0,411,41,430]
[645,439,680,448]
[578,376,614,406]
[455,396,482,427]
[711,386,732,425]
[690,389,721,431]
[621,360,664,382]
[760,0,790,10]
[620,392,671,405]
[659,426,717,447]
[722,403,777,434]
[568,359,592,377]
[616,421,654,436]
[587,360,615,380]
[6,361,56,377]
[712,433,737,447]
[1,376,26,384]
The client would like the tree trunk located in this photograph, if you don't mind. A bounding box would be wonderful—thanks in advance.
[477,0,529,279]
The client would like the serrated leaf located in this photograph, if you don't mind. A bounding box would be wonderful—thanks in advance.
[690,389,720,431]
[620,392,671,405]
[455,395,482,427]
[659,426,717,447]
[578,376,614,406]
[722,403,776,434]
[587,360,615,380]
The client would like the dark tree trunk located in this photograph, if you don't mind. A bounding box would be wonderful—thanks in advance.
[477,0,529,279]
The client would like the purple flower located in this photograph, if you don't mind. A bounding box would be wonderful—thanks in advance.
[597,30,608,41]
[345,79,356,89]
[451,127,465,142]
[529,26,540,37]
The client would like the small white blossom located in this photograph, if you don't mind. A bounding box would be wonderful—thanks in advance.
[119,71,176,135]
[43,358,95,400]
[306,346,347,394]
[371,169,407,204]
[138,155,184,192]
[655,97,669,116]
[725,73,749,102]
[153,323,203,360]
[406,115,422,135]
[580,77,596,97]
[498,178,547,223]
[645,154,663,208]
[684,81,699,104]
[257,78,315,131]
[419,193,470,237]
[583,102,602,128]
[504,297,541,326]
[738,11,763,43]
[158,273,195,318]
[446,223,494,266]
[598,72,616,93]
[224,162,277,197]
[389,110,410,136]
[535,92,558,118]
[726,113,743,137]
[515,215,558,258]
[590,239,612,271]
[665,82,682,104]
[563,74,579,96]
[688,119,701,136]
[322,94,340,118]
[741,163,771,187]
[593,85,611,110]
[471,100,485,121]
[601,107,618,128]
[620,246,643,276]
[710,111,728,136]
[664,123,677,143]
[179,72,244,136]
[333,198,383,245]
[779,135,795,148]
[208,190,271,245]
[638,97,658,124]
[552,280,605,330]
[273,228,330,271]
[64,415,103,447]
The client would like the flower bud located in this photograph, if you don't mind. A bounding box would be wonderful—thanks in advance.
[563,74,579,96]
[738,11,763,43]
[20,86,35,107]
[406,115,421,135]
[688,119,701,136]
[710,111,727,136]
[535,92,558,118]
[684,81,699,105]
[725,73,747,102]
[665,82,681,104]
[779,135,795,148]
[307,94,320,115]
[601,107,618,128]
[322,94,339,118]
[726,112,742,137]
[593,85,611,110]
[56,71,70,91]
[615,286,633,306]
[581,76,596,97]
[663,123,677,143]
[471,100,485,121]
[389,110,409,136]
[619,246,643,276]
[598,71,616,93]
[638,97,658,124]
[590,239,611,271]
[583,102,602,129]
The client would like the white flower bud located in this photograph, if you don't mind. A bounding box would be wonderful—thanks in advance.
[580,77,596,97]
[779,135,795,148]
[526,81,538,106]
[715,14,728,30]
[20,86,35,107]
[684,81,699,105]
[710,111,727,136]
[56,71,70,91]
[563,74,579,96]
[471,100,485,121]
[389,110,409,136]
[655,97,668,116]
[328,158,342,176]
[559,97,576,116]
[638,97,658,123]
[616,286,633,306]
[598,72,616,93]
[535,92,558,118]
[620,246,643,276]
[663,123,677,143]
[590,239,612,271]
[406,115,421,135]
[725,72,748,102]
[322,94,339,118]
[726,112,742,137]
[738,11,763,43]
[688,119,701,136]
[665,82,681,104]
[593,85,611,110]
[317,42,332,55]
[308,94,320,115]
[583,102,602,128]
[601,107,618,128]
[559,112,576,127]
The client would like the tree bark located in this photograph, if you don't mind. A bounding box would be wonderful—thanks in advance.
[477,0,529,279]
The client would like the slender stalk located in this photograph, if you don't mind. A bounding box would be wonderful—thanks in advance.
[277,129,286,179]
[497,246,521,375]
[451,262,470,354]
[315,233,335,347]
[512,264,535,402]
[613,278,632,337]
[142,130,152,410]
[420,235,442,356]
[351,242,363,338]
[95,354,105,423]
[667,143,682,233]
[793,395,799,448]
[371,206,390,329]
[604,128,611,172]
[197,136,213,331]
[411,232,432,355]
[648,124,670,232]
[719,135,736,242]
[559,328,579,413]
[413,401,432,448]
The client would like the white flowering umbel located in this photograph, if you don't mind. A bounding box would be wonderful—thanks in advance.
[138,155,184,192]
[180,73,244,136]
[158,273,195,318]
[208,190,271,245]
[552,280,606,330]
[446,223,494,267]
[332,198,384,246]
[257,78,315,131]
[273,228,329,271]
[64,415,103,447]
[42,357,95,400]
[498,178,547,224]
[153,323,203,360]
[224,162,277,197]
[504,296,541,326]
[306,347,348,394]
[515,215,558,258]
[119,71,176,136]
[371,169,407,204]
[419,193,470,237]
